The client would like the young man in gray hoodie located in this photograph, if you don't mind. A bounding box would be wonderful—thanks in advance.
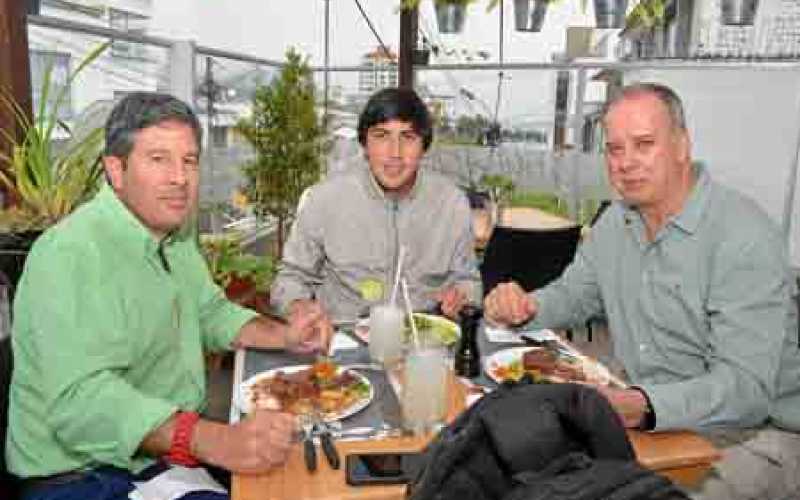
[272,88,481,323]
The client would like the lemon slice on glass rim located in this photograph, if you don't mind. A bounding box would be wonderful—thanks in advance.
[358,278,385,302]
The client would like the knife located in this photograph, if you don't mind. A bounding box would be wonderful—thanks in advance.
[316,422,341,469]
[312,410,340,470]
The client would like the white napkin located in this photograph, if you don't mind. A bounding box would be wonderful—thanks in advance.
[484,326,558,344]
[128,466,226,500]
[329,331,361,355]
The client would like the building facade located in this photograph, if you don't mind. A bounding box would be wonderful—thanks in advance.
[358,46,398,94]
[618,0,800,60]
[27,0,161,132]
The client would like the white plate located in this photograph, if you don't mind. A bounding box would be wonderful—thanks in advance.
[354,313,461,346]
[483,346,612,385]
[238,365,374,421]
[483,346,545,384]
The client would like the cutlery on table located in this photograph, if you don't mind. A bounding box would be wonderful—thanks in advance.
[312,413,341,469]
[300,413,317,472]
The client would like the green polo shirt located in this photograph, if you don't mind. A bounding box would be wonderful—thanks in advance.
[531,165,800,431]
[6,185,258,476]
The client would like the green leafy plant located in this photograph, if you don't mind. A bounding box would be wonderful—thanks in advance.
[200,233,276,294]
[626,0,668,29]
[0,42,109,231]
[402,0,479,8]
[401,0,664,27]
[480,174,515,207]
[235,48,325,258]
[403,0,576,10]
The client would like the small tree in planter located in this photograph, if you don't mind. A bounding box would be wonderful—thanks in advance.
[235,49,325,259]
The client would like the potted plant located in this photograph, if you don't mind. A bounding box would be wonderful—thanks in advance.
[413,47,431,65]
[721,0,759,26]
[479,173,515,221]
[513,0,552,32]
[0,42,108,292]
[234,48,325,259]
[200,233,276,314]
[435,0,476,33]
[402,0,479,34]
[592,0,629,28]
[625,0,669,30]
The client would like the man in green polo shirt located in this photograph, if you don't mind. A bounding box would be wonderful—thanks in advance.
[6,92,332,500]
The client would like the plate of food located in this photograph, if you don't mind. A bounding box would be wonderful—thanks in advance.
[484,346,613,386]
[353,312,461,346]
[239,360,374,421]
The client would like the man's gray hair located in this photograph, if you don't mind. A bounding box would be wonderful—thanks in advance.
[104,92,202,158]
[602,83,687,131]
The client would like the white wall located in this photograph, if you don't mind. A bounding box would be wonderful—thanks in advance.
[627,68,800,267]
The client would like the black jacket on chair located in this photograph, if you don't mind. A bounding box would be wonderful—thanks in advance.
[480,225,582,296]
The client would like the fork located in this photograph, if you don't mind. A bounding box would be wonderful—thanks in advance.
[299,413,317,472]
[312,409,341,469]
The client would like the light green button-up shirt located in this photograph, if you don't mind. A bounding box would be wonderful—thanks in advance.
[6,185,258,477]
[531,165,800,431]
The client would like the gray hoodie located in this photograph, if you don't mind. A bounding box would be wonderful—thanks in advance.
[271,165,482,322]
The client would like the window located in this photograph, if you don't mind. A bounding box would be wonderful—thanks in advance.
[29,50,71,120]
[109,8,149,60]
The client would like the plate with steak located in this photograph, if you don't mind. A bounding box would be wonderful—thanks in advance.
[239,360,373,420]
[484,346,612,385]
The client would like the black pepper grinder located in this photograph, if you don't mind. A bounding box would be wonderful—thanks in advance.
[455,305,482,378]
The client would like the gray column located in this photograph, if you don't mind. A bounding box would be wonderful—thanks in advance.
[169,40,196,105]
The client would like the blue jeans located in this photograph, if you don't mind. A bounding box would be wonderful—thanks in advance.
[21,463,228,500]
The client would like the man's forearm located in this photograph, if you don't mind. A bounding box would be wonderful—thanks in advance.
[139,413,176,457]
[231,315,289,350]
[139,413,231,469]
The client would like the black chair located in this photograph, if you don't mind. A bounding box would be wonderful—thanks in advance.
[0,335,15,499]
[589,199,612,227]
[480,224,582,297]
[0,270,19,499]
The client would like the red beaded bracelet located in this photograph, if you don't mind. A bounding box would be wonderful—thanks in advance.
[166,411,200,467]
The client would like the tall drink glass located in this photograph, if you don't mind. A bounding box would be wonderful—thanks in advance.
[368,303,404,363]
[401,332,448,435]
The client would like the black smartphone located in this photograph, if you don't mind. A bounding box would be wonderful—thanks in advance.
[345,452,424,486]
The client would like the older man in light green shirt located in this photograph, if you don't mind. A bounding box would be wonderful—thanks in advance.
[6,93,332,500]
[485,83,800,433]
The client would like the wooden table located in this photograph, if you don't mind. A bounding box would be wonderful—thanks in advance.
[232,371,720,500]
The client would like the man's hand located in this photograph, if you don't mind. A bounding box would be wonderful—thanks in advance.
[193,410,296,474]
[286,299,333,354]
[435,286,467,320]
[483,282,537,326]
[593,386,649,429]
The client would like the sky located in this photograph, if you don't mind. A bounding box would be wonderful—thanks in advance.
[149,0,600,124]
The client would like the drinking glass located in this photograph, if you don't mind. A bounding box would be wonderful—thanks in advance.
[368,303,404,363]
[400,331,449,435]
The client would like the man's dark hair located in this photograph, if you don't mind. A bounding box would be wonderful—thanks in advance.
[104,92,202,159]
[357,88,433,151]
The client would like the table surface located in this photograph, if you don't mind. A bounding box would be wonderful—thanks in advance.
[231,325,720,500]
